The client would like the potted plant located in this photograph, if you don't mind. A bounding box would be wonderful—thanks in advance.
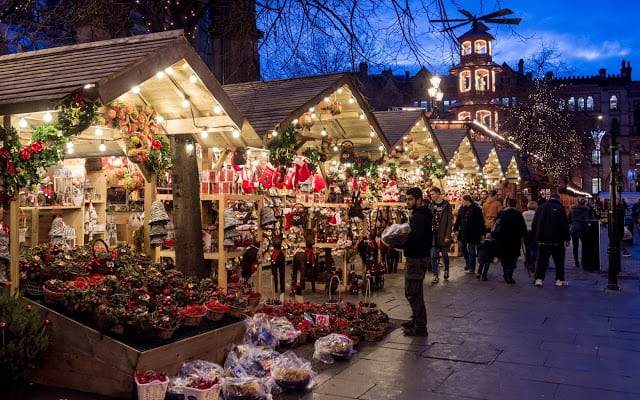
[134,370,169,400]
[43,279,67,304]
[183,377,221,400]
[204,300,229,321]
[180,304,206,326]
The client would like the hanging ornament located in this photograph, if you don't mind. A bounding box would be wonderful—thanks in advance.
[299,112,315,129]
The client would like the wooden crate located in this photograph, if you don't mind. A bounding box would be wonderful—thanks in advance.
[26,299,245,398]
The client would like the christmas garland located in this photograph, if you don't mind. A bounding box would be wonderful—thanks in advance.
[0,91,99,200]
[267,125,298,168]
[104,103,172,177]
[420,154,446,180]
[302,147,326,173]
[347,156,380,179]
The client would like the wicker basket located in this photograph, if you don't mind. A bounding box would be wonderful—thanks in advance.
[154,326,178,340]
[182,314,205,326]
[135,378,169,400]
[23,281,44,297]
[228,306,246,319]
[182,384,221,400]
[205,305,227,321]
[43,287,65,304]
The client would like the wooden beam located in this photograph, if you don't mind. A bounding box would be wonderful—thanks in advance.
[9,200,19,295]
[143,175,157,257]
[170,135,206,278]
[163,116,236,134]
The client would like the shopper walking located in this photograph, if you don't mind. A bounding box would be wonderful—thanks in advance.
[568,198,591,269]
[453,194,485,274]
[429,187,453,283]
[532,193,571,287]
[482,190,502,232]
[477,233,498,281]
[522,201,538,273]
[401,187,432,337]
[270,241,286,294]
[493,198,527,284]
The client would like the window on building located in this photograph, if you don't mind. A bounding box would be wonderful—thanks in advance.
[592,149,601,165]
[476,110,492,126]
[460,70,471,92]
[578,97,585,111]
[461,41,472,55]
[586,96,594,111]
[474,40,487,54]
[568,97,575,111]
[610,95,618,111]
[558,99,566,110]
[475,69,489,91]
[635,151,640,166]
[591,178,601,194]
[458,111,471,121]
[511,97,517,106]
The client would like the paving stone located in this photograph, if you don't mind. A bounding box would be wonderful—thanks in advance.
[360,384,478,400]
[553,385,635,400]
[421,342,501,364]
[362,346,424,362]
[539,341,598,356]
[299,393,356,400]
[496,349,550,366]
[543,352,599,371]
[315,378,374,398]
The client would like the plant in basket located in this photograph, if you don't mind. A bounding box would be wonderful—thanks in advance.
[183,376,221,400]
[43,278,67,304]
[96,304,126,335]
[179,304,206,326]
[204,300,229,321]
[150,312,181,340]
[134,369,169,400]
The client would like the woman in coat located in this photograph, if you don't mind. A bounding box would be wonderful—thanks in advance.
[493,198,527,284]
[454,194,485,274]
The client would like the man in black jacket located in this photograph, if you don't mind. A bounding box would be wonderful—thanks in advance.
[532,193,571,287]
[568,198,592,269]
[402,187,433,336]
[454,194,485,274]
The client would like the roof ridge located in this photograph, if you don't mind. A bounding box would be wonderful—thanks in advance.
[0,30,184,62]
[223,72,347,87]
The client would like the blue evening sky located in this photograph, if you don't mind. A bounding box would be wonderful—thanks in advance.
[410,0,640,78]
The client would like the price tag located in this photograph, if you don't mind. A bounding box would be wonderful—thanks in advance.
[315,314,330,327]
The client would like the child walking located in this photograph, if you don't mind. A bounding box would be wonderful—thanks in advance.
[477,233,498,281]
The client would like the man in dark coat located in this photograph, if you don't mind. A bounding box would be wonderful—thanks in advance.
[454,194,485,274]
[401,187,432,337]
[568,197,592,269]
[494,198,527,284]
[429,187,453,283]
[532,193,571,287]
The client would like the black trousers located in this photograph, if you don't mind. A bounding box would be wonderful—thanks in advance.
[479,261,491,278]
[271,265,285,293]
[571,231,584,266]
[404,257,428,329]
[387,250,400,273]
[292,262,316,293]
[501,256,518,280]
[535,243,565,281]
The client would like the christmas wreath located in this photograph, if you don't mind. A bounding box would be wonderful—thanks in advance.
[267,125,298,168]
[420,154,446,180]
[0,91,99,200]
[104,103,172,177]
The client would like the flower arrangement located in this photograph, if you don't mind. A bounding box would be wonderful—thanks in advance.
[104,103,172,177]
[420,153,446,180]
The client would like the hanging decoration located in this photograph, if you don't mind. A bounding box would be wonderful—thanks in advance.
[104,103,172,177]
[0,91,99,200]
[267,125,298,168]
[348,156,380,179]
[419,154,446,180]
[302,148,326,173]
[387,163,398,180]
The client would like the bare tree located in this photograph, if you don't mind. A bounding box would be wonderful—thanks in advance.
[525,41,575,78]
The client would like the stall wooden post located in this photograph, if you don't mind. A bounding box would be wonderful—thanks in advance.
[143,175,157,257]
[9,199,19,295]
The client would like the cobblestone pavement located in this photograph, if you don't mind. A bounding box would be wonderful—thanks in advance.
[11,231,640,400]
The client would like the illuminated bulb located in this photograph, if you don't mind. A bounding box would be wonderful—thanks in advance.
[232,129,240,138]
[271,130,278,137]
[43,112,53,123]
[83,83,95,89]
[18,118,27,128]
[422,127,427,131]
[333,145,339,152]
[131,85,141,94]
[370,131,375,137]
[292,118,298,125]
[348,97,355,104]
[95,127,103,137]
[181,98,190,108]
[308,107,315,112]
[200,129,209,139]
[156,71,165,79]
[324,97,331,103]
[312,113,317,119]
[66,146,74,155]
[403,135,408,140]
[213,105,222,114]
[395,145,401,150]
[164,66,174,75]
[337,88,343,94]
[321,129,327,137]
[66,142,74,149]
[155,115,164,123]
[99,141,106,152]
[378,145,384,151]
[185,142,194,154]
[359,113,365,120]
[189,74,197,84]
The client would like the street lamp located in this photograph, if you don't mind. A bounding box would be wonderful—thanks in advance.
[428,75,444,117]
[608,117,621,291]
[591,129,606,193]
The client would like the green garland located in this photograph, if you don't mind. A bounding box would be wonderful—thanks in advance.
[388,163,398,180]
[302,147,327,173]
[0,91,99,200]
[267,125,298,167]
[420,154,446,180]
[349,156,379,179]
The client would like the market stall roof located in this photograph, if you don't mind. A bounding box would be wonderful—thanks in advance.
[1,30,257,152]
[374,109,422,147]
[223,73,390,152]
[472,140,495,166]
[496,148,523,180]
[433,129,467,161]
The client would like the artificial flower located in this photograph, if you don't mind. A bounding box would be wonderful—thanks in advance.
[19,148,32,160]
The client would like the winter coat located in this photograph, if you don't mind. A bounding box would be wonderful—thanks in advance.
[403,205,433,260]
[454,202,485,243]
[568,205,591,234]
[532,198,570,245]
[430,200,453,248]
[482,198,502,231]
[478,237,498,263]
[494,207,527,259]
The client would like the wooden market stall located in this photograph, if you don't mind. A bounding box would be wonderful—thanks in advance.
[223,73,391,292]
[0,30,256,397]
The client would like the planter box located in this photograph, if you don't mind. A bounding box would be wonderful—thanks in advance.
[26,299,245,399]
